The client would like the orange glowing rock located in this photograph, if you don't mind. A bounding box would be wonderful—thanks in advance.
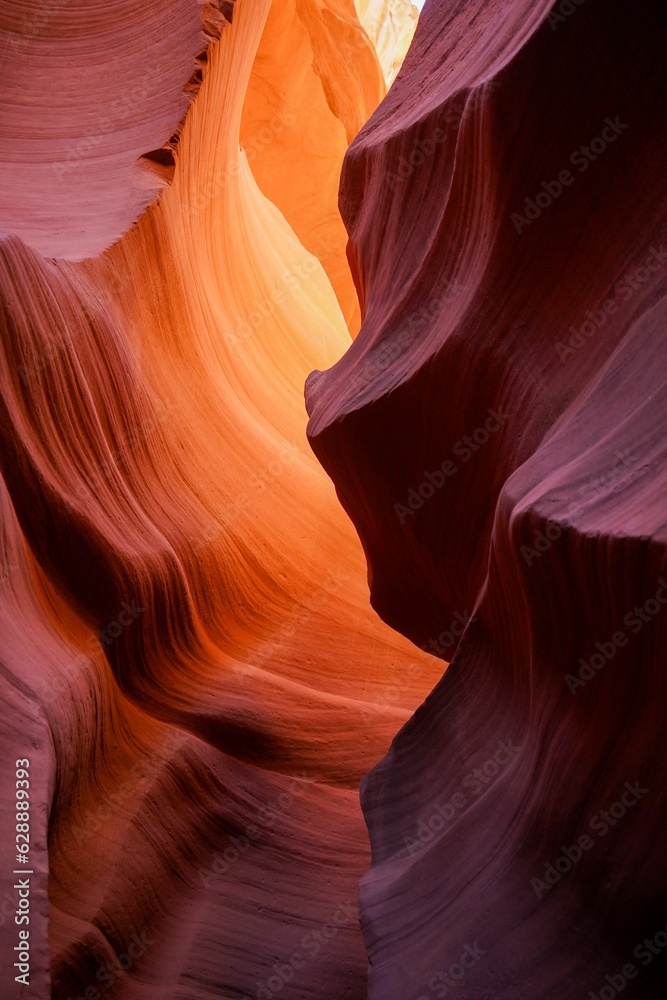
[240,0,387,333]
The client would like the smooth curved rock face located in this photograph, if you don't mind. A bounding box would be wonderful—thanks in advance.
[307,0,667,996]
[241,0,386,333]
[0,0,435,998]
[3,0,665,995]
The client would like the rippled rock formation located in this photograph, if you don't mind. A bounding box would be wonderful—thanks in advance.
[2,0,665,997]
[307,0,667,996]
[0,0,432,997]
[0,0,215,258]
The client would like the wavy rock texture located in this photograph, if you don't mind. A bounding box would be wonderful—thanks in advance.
[0,0,224,259]
[2,0,665,997]
[241,0,387,332]
[0,0,436,998]
[307,0,667,996]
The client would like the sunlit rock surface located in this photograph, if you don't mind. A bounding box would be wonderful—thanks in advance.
[2,0,666,997]
[354,0,419,87]
[241,0,387,333]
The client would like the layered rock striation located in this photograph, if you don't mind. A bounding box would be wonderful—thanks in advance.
[307,0,667,996]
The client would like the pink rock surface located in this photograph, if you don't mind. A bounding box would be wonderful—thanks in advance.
[1,0,666,996]
[0,0,217,258]
[307,0,667,995]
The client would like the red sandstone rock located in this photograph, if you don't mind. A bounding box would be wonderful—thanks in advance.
[0,1,431,998]
[308,0,667,996]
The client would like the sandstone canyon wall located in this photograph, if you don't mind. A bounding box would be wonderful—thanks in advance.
[307,0,667,996]
[1,0,666,998]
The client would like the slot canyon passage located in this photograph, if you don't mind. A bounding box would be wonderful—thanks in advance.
[0,0,666,997]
